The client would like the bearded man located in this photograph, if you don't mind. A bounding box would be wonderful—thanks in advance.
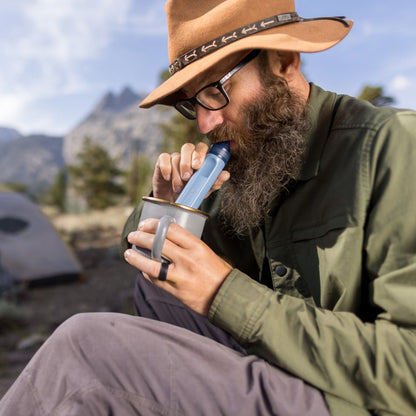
[2,1,416,415]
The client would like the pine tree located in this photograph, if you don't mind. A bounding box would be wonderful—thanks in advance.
[68,137,125,210]
[358,86,395,107]
[126,153,153,205]
[49,169,67,212]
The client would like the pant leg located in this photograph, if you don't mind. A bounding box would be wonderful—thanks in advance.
[0,313,330,416]
[134,272,246,354]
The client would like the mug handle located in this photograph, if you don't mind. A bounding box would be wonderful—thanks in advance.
[151,215,176,262]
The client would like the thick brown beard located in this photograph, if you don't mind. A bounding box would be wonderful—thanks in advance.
[209,77,309,236]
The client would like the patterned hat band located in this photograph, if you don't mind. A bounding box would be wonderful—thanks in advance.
[169,12,350,75]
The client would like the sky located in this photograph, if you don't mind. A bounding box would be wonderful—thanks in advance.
[0,0,415,136]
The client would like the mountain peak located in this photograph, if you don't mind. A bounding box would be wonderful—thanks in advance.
[120,86,139,101]
[93,86,143,114]
[0,127,22,144]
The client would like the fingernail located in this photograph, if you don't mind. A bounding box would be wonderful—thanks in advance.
[192,157,200,168]
[174,185,183,193]
[182,172,191,181]
[138,222,144,230]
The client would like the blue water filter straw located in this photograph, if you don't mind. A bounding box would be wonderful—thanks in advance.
[175,141,231,209]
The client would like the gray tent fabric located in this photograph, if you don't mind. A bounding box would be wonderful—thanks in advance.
[0,256,18,295]
[0,191,82,285]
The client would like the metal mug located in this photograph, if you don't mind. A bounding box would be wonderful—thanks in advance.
[133,196,209,263]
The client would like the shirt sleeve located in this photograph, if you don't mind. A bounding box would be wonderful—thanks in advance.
[208,112,416,416]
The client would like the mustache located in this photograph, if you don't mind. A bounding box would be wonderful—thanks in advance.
[208,123,241,145]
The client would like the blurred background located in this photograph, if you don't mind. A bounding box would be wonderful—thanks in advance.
[0,0,415,397]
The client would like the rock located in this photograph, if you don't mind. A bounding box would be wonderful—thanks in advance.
[63,87,174,170]
[0,135,64,195]
[0,127,21,144]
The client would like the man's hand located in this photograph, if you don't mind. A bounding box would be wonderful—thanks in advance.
[153,141,230,202]
[124,218,233,316]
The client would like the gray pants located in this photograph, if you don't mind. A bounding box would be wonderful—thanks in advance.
[0,274,330,415]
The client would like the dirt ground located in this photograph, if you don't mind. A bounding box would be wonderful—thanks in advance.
[0,205,139,399]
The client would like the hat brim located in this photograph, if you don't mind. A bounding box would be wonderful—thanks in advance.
[139,19,353,109]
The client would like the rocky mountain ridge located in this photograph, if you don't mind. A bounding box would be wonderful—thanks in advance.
[0,127,22,145]
[0,134,64,195]
[63,86,173,170]
[0,87,174,195]
[93,86,141,114]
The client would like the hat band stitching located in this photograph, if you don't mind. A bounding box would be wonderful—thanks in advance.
[169,13,349,75]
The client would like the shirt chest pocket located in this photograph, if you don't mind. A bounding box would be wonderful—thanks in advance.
[267,216,362,309]
[289,217,364,309]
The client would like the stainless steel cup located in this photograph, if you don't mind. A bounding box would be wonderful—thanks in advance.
[133,196,209,263]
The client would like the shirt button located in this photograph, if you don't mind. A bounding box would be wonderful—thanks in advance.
[274,265,287,276]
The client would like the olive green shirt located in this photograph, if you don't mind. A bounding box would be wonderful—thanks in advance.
[122,84,416,415]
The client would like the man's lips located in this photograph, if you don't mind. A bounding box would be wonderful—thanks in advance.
[209,138,238,150]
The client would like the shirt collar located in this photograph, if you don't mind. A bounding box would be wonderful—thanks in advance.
[297,83,339,181]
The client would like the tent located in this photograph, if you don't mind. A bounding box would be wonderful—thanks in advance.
[0,191,83,288]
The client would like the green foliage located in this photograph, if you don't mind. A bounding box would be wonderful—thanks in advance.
[159,69,171,84]
[68,137,125,210]
[358,86,395,107]
[0,182,27,193]
[49,169,67,212]
[126,153,153,205]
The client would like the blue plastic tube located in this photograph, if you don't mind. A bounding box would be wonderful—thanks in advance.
[175,141,230,209]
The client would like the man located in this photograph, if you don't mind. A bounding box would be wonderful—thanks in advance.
[1,0,415,415]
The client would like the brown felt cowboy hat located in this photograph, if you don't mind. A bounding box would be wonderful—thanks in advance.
[139,0,353,109]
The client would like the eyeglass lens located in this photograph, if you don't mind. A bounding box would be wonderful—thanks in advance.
[197,85,228,109]
[175,84,228,120]
[175,100,197,119]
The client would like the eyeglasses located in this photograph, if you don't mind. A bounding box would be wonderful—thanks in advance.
[174,49,260,120]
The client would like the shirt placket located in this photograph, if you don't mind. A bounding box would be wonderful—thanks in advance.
[264,195,313,300]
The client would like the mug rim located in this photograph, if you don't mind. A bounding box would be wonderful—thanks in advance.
[142,196,209,218]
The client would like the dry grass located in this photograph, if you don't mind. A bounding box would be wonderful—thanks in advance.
[43,204,134,234]
[41,204,135,250]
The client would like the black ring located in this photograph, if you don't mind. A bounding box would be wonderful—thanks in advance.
[158,262,169,281]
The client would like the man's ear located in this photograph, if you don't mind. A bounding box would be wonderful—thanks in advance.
[267,50,301,81]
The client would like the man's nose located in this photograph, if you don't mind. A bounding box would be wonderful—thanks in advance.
[195,105,224,134]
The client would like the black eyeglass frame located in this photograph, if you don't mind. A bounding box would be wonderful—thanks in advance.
[174,49,261,120]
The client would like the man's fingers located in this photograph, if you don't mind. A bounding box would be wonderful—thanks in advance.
[156,153,173,181]
[152,141,216,202]
[127,227,177,264]
[180,143,195,181]
[212,170,230,191]
[192,142,210,169]
[136,219,199,251]
[154,142,210,195]
[124,248,170,282]
[170,152,184,194]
